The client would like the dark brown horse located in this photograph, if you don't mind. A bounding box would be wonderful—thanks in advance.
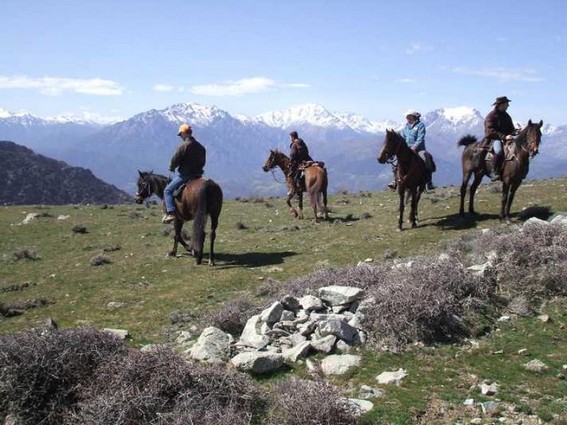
[134,171,223,265]
[377,129,427,230]
[458,119,543,221]
[262,149,328,222]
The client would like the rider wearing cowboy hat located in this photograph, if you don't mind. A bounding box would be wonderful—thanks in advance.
[484,96,516,181]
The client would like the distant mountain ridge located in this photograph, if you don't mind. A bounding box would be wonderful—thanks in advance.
[1,103,564,199]
[0,141,131,205]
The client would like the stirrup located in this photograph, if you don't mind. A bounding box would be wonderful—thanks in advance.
[162,213,176,224]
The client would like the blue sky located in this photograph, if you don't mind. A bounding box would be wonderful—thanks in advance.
[1,0,564,124]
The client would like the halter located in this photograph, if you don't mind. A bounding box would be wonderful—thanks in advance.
[135,176,154,201]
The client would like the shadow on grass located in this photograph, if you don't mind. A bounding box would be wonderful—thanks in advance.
[211,251,298,269]
[424,212,502,230]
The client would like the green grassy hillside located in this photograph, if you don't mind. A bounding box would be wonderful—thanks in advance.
[2,177,566,423]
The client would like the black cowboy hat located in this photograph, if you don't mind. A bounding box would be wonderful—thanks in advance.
[492,96,511,105]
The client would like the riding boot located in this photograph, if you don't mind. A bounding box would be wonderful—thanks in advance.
[491,152,503,181]
[426,171,435,191]
[388,166,398,190]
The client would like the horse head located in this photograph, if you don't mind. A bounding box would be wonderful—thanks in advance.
[135,170,154,204]
[263,149,284,172]
[377,129,400,164]
[524,119,543,158]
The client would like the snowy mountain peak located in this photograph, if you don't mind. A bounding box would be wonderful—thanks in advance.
[254,103,350,130]
[160,102,231,125]
[426,106,483,126]
[0,108,12,118]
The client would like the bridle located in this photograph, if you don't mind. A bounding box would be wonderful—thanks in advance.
[135,177,153,203]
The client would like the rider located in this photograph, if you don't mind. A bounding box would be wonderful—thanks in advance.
[162,123,206,224]
[388,110,435,191]
[484,96,516,181]
[289,131,313,194]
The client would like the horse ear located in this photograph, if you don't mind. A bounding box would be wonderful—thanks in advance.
[538,119,543,128]
[138,170,143,177]
[528,119,532,126]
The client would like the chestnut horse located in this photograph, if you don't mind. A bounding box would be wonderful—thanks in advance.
[458,119,543,221]
[377,129,427,230]
[262,149,328,221]
[134,171,223,265]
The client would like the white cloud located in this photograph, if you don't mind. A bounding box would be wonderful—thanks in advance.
[0,75,123,96]
[453,67,544,82]
[395,78,416,83]
[153,84,174,92]
[190,77,310,97]
[405,43,422,55]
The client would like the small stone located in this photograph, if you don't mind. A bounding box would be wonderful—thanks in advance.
[538,314,550,323]
[463,398,475,406]
[480,382,498,396]
[524,359,548,372]
[517,348,529,356]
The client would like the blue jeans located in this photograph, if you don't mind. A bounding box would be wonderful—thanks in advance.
[164,174,189,213]
[493,140,503,155]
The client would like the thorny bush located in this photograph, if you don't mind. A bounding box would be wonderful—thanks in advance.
[0,328,127,425]
[266,378,358,425]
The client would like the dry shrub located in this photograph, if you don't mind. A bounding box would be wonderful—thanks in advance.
[266,378,358,425]
[71,349,267,425]
[0,328,126,425]
[478,223,567,300]
[11,249,39,261]
[201,296,261,336]
[71,224,88,234]
[89,255,112,266]
[363,260,495,350]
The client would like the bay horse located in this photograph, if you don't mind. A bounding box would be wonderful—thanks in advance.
[262,149,328,222]
[134,171,223,265]
[377,129,427,230]
[458,119,543,221]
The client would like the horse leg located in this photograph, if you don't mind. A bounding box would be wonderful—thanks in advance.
[297,192,304,220]
[459,170,473,216]
[398,189,405,231]
[468,173,483,215]
[500,182,510,221]
[208,212,219,266]
[322,189,329,220]
[409,192,418,229]
[286,193,298,218]
[505,183,520,222]
[169,219,183,256]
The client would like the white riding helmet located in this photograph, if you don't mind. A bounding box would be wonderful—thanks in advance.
[404,109,420,118]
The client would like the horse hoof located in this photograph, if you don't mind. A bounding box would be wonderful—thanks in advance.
[167,252,176,257]
[411,223,417,229]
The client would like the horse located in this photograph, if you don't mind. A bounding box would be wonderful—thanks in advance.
[134,171,223,265]
[377,129,428,230]
[457,119,543,221]
[262,149,328,222]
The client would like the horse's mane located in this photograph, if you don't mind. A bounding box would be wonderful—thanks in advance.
[140,171,169,181]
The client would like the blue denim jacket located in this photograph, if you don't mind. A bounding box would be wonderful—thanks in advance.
[403,120,426,152]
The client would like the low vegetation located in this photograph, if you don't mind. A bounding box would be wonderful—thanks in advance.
[1,177,566,423]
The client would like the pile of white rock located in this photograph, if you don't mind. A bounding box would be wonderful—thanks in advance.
[188,285,374,374]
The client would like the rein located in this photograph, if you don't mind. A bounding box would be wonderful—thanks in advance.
[270,169,286,184]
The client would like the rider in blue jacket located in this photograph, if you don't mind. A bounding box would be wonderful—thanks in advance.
[388,110,435,191]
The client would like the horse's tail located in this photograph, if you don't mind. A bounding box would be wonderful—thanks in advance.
[457,134,478,147]
[308,167,327,213]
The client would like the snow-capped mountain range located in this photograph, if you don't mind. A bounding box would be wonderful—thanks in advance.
[1,103,564,198]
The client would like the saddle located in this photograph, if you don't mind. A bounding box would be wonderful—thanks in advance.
[172,176,202,199]
[476,140,515,167]
[298,160,326,170]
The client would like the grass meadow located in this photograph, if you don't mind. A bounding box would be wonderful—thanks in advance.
[1,177,566,423]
